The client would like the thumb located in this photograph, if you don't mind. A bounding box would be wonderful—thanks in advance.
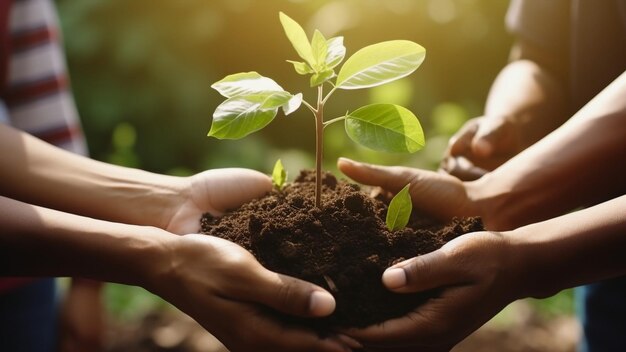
[251,269,336,318]
[381,250,463,294]
[337,157,413,194]
[195,168,273,213]
[471,116,513,158]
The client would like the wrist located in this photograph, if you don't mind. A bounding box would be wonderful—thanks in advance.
[502,227,563,299]
[124,227,179,292]
[114,172,190,230]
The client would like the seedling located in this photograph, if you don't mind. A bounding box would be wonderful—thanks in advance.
[386,184,413,231]
[209,12,426,209]
[271,159,287,190]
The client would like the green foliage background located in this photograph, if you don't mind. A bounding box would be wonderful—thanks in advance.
[55,0,573,324]
[56,0,512,176]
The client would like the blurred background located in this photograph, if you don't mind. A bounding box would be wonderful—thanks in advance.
[55,0,577,350]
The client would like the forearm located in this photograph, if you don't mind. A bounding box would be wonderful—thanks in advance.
[468,71,626,230]
[484,58,568,147]
[0,123,187,228]
[506,195,626,299]
[0,195,173,288]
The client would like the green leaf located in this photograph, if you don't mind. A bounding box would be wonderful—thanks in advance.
[211,72,284,98]
[310,68,335,87]
[386,184,412,231]
[345,104,425,153]
[282,93,303,115]
[311,30,328,70]
[249,91,292,109]
[287,60,314,75]
[279,12,315,66]
[336,40,426,90]
[272,159,287,190]
[325,36,346,69]
[208,95,279,139]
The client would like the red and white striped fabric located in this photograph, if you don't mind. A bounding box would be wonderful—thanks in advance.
[1,0,87,154]
[0,0,88,293]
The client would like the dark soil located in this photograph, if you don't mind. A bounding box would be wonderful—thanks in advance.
[200,170,482,328]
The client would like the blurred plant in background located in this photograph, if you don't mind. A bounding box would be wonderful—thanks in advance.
[54,0,574,342]
[56,0,512,175]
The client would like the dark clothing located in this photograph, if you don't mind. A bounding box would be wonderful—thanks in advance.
[506,0,626,113]
[0,279,58,352]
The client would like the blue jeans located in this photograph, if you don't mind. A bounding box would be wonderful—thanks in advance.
[0,279,58,352]
[577,276,626,352]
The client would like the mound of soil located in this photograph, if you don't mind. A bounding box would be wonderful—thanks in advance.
[201,170,482,328]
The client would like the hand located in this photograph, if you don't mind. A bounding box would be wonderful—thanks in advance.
[165,168,272,234]
[441,115,522,180]
[344,231,519,352]
[58,279,105,352]
[337,158,475,222]
[151,234,358,352]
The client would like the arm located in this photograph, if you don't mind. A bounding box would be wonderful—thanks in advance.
[0,195,352,352]
[443,40,568,179]
[344,195,626,351]
[339,70,626,231]
[468,69,626,230]
[0,122,271,234]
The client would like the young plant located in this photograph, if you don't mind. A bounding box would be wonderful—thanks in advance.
[209,12,426,208]
[386,184,413,231]
[271,159,287,190]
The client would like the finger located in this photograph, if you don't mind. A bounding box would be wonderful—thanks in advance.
[381,250,467,294]
[337,158,414,194]
[198,168,273,213]
[206,298,352,352]
[470,116,514,158]
[248,268,337,318]
[342,283,479,346]
[447,118,480,157]
[441,156,488,181]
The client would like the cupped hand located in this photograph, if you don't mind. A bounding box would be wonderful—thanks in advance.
[153,234,358,352]
[338,158,474,222]
[166,168,272,234]
[344,231,519,352]
[441,115,521,180]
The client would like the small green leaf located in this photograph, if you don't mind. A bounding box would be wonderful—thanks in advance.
[282,93,303,115]
[311,30,328,70]
[325,36,346,69]
[345,104,425,153]
[212,72,284,98]
[336,40,426,90]
[272,159,287,190]
[310,68,335,87]
[209,95,279,139]
[287,60,314,75]
[386,184,412,231]
[279,12,315,66]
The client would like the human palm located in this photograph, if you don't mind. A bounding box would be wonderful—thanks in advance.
[165,168,272,234]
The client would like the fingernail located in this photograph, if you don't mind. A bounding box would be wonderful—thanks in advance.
[338,157,355,165]
[309,291,336,316]
[474,139,493,157]
[382,268,407,289]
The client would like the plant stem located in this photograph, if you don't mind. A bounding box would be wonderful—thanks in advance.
[314,84,324,208]
[302,99,316,115]
[322,115,346,128]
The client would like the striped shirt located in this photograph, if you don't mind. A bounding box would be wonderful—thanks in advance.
[0,0,88,293]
